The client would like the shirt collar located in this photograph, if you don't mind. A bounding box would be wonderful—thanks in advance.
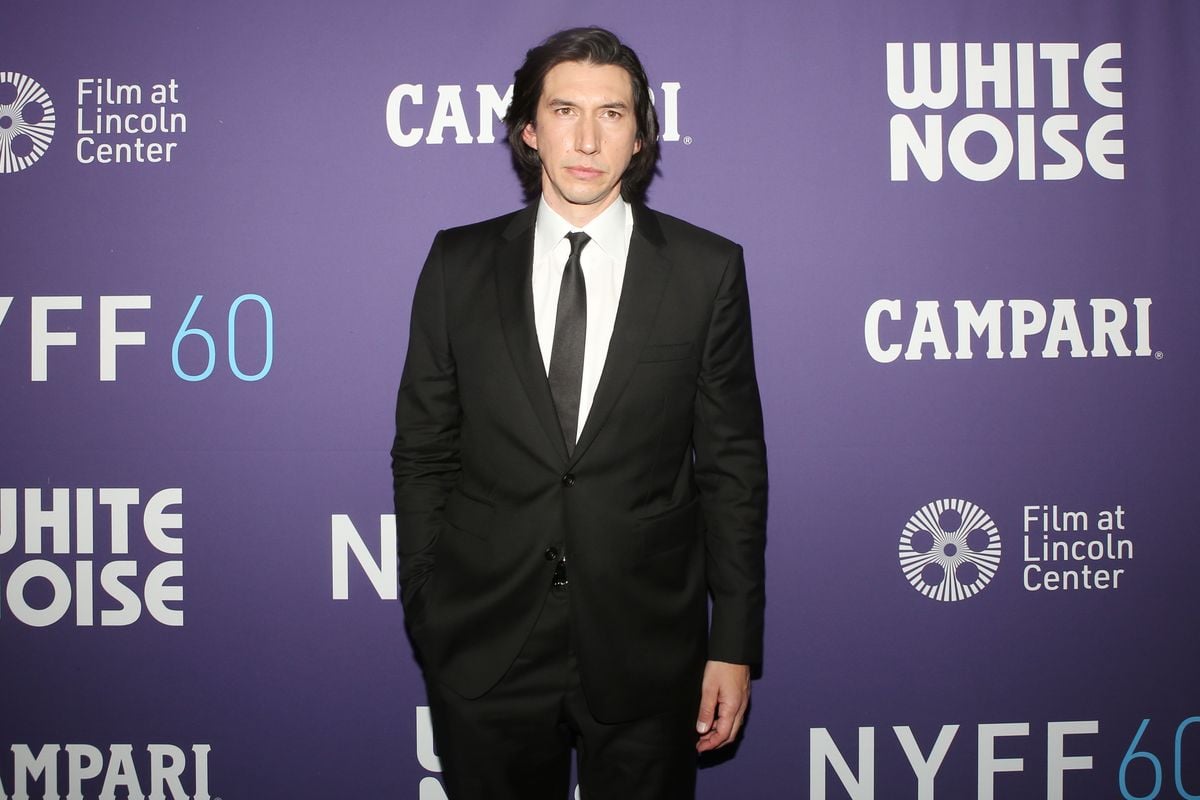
[535,195,630,262]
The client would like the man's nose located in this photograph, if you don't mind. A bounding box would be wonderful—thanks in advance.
[575,117,599,154]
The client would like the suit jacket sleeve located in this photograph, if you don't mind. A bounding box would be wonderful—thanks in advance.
[391,231,460,610]
[693,244,768,666]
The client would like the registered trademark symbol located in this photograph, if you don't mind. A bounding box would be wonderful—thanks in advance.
[1155,351,1164,360]
[683,135,693,145]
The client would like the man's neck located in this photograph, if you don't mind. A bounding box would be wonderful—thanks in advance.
[541,188,623,228]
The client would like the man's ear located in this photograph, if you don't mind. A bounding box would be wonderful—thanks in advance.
[521,122,538,150]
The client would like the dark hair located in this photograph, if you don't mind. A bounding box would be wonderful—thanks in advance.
[504,27,660,203]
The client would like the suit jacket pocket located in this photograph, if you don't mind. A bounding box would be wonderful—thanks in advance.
[636,497,700,558]
[443,489,495,541]
[638,342,694,363]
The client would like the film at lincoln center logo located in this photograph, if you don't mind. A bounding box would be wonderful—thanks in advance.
[0,72,55,174]
[898,498,1001,601]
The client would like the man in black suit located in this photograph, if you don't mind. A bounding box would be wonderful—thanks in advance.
[392,26,767,800]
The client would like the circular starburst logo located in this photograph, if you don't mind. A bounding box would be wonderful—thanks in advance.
[0,72,55,174]
[899,498,1001,601]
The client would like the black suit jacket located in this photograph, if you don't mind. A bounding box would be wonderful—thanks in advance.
[392,202,767,722]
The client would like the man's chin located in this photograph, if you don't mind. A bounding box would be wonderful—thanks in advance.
[542,181,623,220]
[561,188,620,209]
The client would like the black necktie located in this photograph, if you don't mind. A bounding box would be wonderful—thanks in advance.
[548,231,590,454]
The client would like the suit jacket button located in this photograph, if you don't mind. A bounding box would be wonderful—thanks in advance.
[544,547,559,561]
[561,473,576,487]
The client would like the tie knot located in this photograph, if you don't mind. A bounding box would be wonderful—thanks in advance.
[566,231,590,258]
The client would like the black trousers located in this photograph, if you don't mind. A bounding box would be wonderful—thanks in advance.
[425,584,699,800]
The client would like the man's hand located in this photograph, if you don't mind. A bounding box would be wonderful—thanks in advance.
[695,660,751,752]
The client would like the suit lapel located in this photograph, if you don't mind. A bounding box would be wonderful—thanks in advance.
[571,205,671,465]
[495,206,572,462]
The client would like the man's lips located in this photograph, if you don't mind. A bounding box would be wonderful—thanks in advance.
[566,166,604,178]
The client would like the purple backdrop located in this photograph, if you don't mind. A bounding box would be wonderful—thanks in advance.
[3,1,1198,798]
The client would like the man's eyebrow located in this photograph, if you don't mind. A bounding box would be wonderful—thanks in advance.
[545,98,630,109]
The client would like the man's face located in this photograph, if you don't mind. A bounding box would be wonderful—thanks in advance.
[522,60,642,226]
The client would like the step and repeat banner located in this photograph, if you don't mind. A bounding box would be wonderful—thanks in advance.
[3,1,1198,798]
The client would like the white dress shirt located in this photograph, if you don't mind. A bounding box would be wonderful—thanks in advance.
[531,196,634,443]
